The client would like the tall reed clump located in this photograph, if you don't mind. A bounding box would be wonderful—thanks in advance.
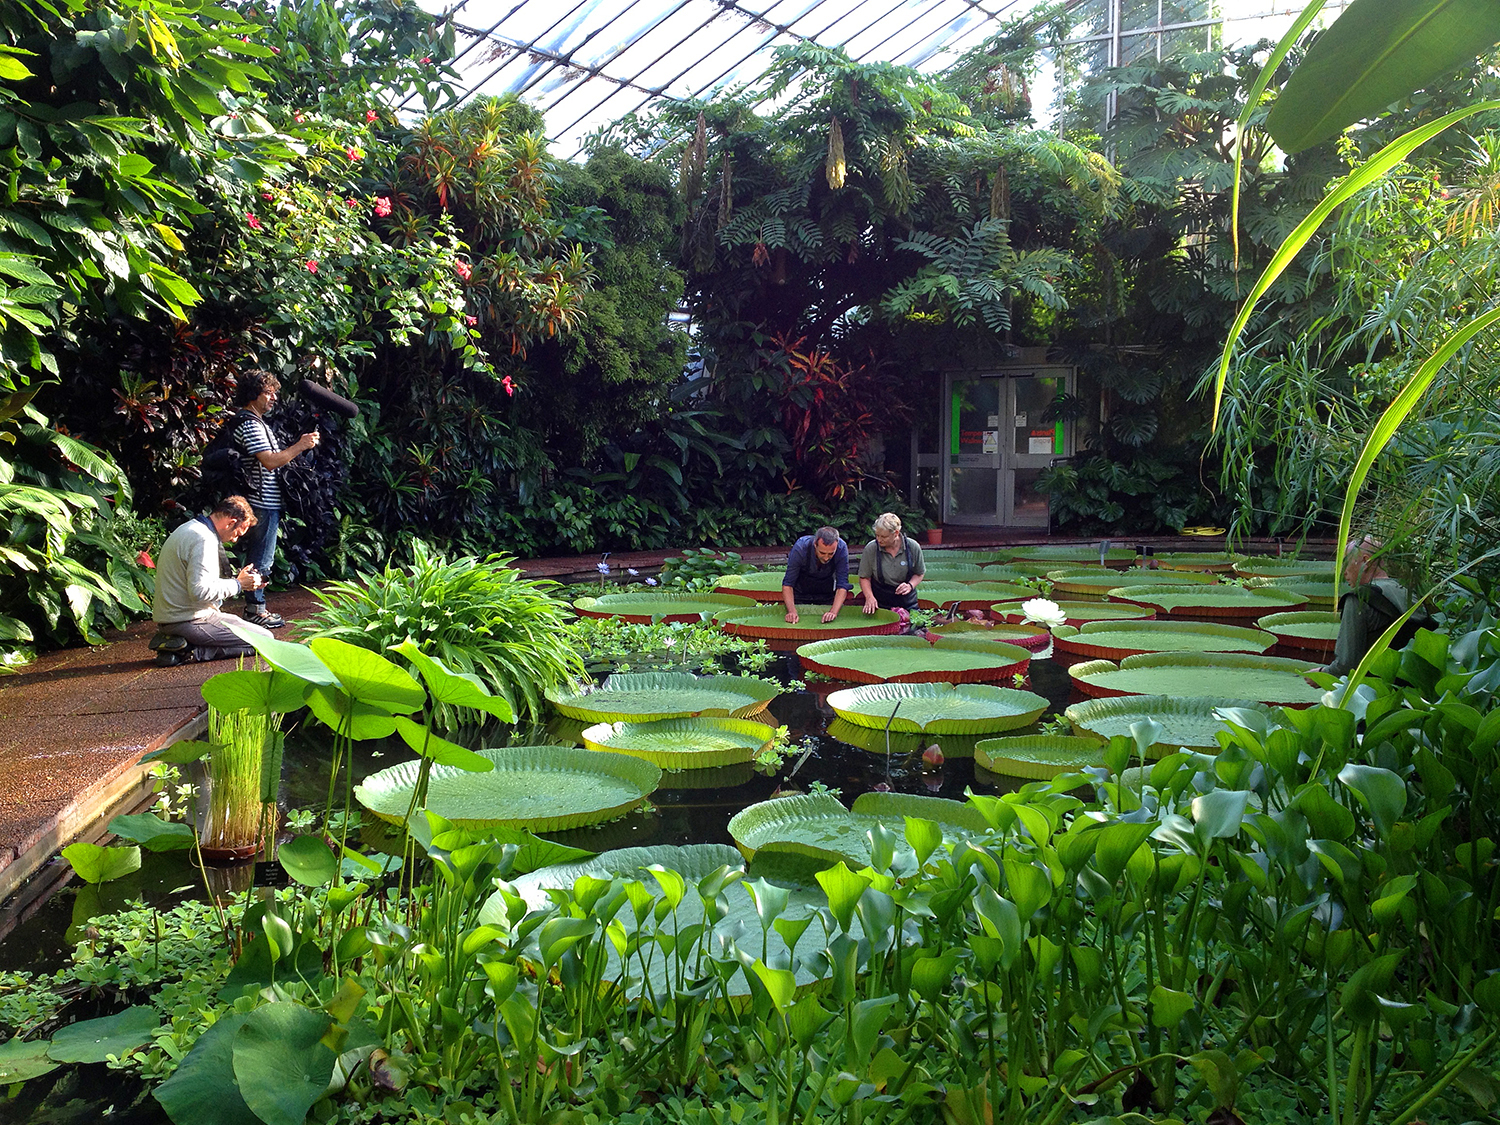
[307,539,585,726]
[203,705,281,852]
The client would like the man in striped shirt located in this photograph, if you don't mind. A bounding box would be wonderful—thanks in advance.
[233,371,320,629]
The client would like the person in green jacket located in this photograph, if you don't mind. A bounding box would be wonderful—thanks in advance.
[1319,536,1413,676]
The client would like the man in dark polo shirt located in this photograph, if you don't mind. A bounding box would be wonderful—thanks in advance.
[781,526,851,624]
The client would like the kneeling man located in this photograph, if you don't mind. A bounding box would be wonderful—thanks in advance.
[150,496,273,666]
[782,526,851,624]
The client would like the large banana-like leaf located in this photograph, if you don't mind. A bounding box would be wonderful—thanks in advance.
[546,671,778,722]
[1069,652,1322,706]
[581,716,774,770]
[974,735,1106,779]
[727,791,990,867]
[826,682,1048,734]
[1267,0,1500,153]
[1051,621,1276,660]
[1065,695,1267,754]
[796,635,1030,684]
[354,746,660,831]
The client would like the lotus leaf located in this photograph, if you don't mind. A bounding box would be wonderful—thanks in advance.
[796,635,1030,684]
[1065,695,1268,753]
[355,746,660,831]
[826,683,1048,734]
[581,716,774,769]
[991,600,1154,626]
[1106,584,1307,617]
[1069,652,1322,706]
[0,1036,59,1083]
[1259,610,1342,651]
[1233,556,1335,579]
[825,717,985,758]
[716,604,903,649]
[712,572,795,602]
[1010,545,1139,564]
[48,1006,159,1064]
[974,735,1106,779]
[1046,568,1219,598]
[1051,620,1276,660]
[927,620,1050,651]
[546,671,777,723]
[1150,552,1245,572]
[1245,575,1337,608]
[573,591,753,623]
[728,791,990,867]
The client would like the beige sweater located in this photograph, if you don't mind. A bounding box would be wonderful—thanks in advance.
[152,519,240,625]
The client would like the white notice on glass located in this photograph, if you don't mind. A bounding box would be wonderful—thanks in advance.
[1028,435,1052,454]
[1014,412,1027,427]
[986,413,1001,427]
[982,431,998,454]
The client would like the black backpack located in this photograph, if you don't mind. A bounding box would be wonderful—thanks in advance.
[199,409,256,496]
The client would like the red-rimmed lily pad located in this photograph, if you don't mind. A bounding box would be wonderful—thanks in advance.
[1245,575,1336,608]
[354,746,660,831]
[1064,695,1267,753]
[1233,556,1334,579]
[581,716,774,770]
[1105,584,1307,618]
[991,599,1155,627]
[974,735,1106,779]
[927,619,1051,651]
[1150,552,1245,572]
[727,791,990,866]
[825,682,1048,734]
[573,591,757,622]
[1068,652,1322,706]
[715,604,903,651]
[1009,544,1139,564]
[1051,621,1276,660]
[922,549,1013,564]
[824,717,985,759]
[1259,610,1341,656]
[1046,568,1219,598]
[712,571,798,602]
[797,635,1030,684]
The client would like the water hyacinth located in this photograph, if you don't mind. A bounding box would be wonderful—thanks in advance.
[1020,597,1067,628]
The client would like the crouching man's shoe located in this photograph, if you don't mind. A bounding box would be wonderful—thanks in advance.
[154,649,192,667]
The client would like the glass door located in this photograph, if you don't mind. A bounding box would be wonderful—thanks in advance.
[943,369,1072,526]
[1005,374,1067,526]
[945,376,1002,524]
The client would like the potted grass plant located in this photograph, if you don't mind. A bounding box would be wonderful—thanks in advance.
[200,705,282,862]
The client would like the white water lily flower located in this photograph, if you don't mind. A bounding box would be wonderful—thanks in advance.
[1020,597,1067,628]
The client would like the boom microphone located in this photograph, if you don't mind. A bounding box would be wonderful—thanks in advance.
[299,381,360,419]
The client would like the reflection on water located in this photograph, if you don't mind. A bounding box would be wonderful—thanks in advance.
[0,647,1079,972]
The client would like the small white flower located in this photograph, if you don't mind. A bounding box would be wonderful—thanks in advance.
[597,562,611,574]
[627,567,639,575]
[644,577,658,586]
[663,637,676,648]
[1020,597,1067,628]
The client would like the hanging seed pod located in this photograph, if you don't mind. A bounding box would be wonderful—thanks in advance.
[880,139,912,214]
[717,153,733,230]
[990,162,1011,223]
[826,115,846,190]
[680,111,707,200]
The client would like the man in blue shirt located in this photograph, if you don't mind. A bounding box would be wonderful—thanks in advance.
[781,526,851,624]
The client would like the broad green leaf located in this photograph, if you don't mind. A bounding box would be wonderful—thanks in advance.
[201,669,308,714]
[972,885,1023,969]
[910,952,962,1004]
[392,716,493,772]
[47,1006,158,1063]
[224,621,336,686]
[1211,100,1500,429]
[0,1035,59,1082]
[390,640,515,721]
[751,959,797,1012]
[308,638,424,711]
[816,862,871,933]
[1307,838,1362,888]
[231,1004,336,1125]
[1093,821,1154,885]
[305,685,398,740]
[1191,789,1251,842]
[108,812,194,852]
[278,835,338,887]
[1149,985,1195,1028]
[1003,858,1052,922]
[1267,0,1500,153]
[1340,951,1404,1022]
[905,816,943,865]
[62,842,140,884]
[1337,763,1407,839]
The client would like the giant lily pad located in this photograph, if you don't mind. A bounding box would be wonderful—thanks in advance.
[1010,544,1139,564]
[981,562,1057,580]
[825,717,985,759]
[1065,695,1267,753]
[974,735,1106,779]
[1245,575,1337,608]
[1069,652,1322,706]
[909,580,990,608]
[712,572,798,602]
[796,635,1030,684]
[922,549,1012,564]
[573,591,757,622]
[919,563,990,582]
[581,716,774,770]
[1046,568,1219,598]
[927,620,1050,651]
[546,672,778,723]
[1233,556,1334,579]
[1151,552,1246,573]
[354,746,660,831]
[1259,610,1341,656]
[991,600,1154,626]
[1051,620,1276,660]
[716,604,902,651]
[826,683,1047,734]
[728,791,990,866]
[1106,584,1307,618]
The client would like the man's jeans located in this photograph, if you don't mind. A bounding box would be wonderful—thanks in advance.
[240,505,280,609]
